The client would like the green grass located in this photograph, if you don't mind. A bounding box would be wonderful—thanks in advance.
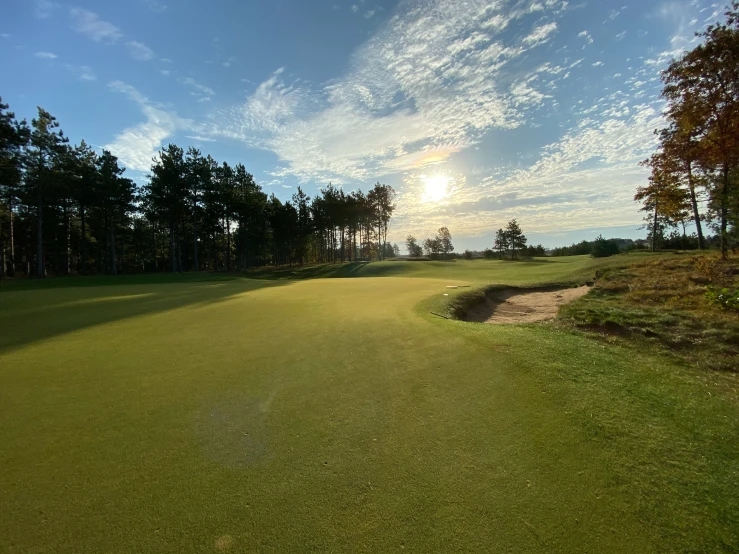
[1,255,737,553]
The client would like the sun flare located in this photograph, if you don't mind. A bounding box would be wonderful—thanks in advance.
[422,174,450,202]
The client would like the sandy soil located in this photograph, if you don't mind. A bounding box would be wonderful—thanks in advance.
[463,285,591,324]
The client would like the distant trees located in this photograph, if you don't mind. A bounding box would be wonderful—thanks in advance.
[493,219,528,259]
[405,235,423,257]
[639,3,739,258]
[437,227,454,256]
[419,227,454,259]
[0,98,397,277]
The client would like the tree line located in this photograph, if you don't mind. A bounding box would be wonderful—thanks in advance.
[405,227,454,259]
[0,101,396,277]
[638,2,739,258]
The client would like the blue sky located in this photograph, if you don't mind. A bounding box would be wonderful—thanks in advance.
[2,0,725,249]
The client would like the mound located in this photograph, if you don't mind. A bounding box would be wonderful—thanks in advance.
[463,285,590,324]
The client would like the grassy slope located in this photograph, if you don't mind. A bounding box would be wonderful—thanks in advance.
[0,255,737,553]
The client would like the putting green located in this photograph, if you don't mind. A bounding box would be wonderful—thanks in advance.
[1,260,737,552]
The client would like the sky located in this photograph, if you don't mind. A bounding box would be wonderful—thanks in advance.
[2,0,727,250]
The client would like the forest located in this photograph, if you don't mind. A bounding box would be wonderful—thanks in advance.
[0,107,396,277]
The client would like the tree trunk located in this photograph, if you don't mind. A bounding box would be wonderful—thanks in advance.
[80,205,87,273]
[340,226,345,263]
[152,223,158,272]
[9,196,15,276]
[193,216,199,271]
[226,217,232,271]
[65,203,71,275]
[0,218,5,278]
[686,163,705,250]
[652,200,659,253]
[170,223,177,273]
[720,163,729,260]
[177,225,183,273]
[36,198,44,278]
[110,218,118,276]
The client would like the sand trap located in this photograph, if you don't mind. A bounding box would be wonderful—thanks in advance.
[464,285,591,324]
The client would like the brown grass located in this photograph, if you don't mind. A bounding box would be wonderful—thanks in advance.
[560,252,739,373]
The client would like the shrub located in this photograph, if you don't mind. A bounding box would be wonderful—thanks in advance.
[705,286,739,311]
[591,235,620,258]
[483,248,495,259]
[463,250,473,260]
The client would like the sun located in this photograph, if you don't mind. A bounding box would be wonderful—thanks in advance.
[422,174,450,202]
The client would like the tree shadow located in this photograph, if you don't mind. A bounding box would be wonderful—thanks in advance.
[249,261,411,280]
[0,278,289,354]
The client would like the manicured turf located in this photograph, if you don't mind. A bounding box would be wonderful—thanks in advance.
[1,257,737,553]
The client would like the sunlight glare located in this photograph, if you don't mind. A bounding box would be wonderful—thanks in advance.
[422,174,450,202]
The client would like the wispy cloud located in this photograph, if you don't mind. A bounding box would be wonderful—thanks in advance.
[577,30,593,46]
[126,41,155,61]
[211,0,570,183]
[185,135,216,142]
[143,0,167,13]
[105,81,189,171]
[64,64,97,81]
[33,0,59,19]
[391,101,663,240]
[523,21,558,45]
[34,51,57,59]
[70,8,123,43]
[179,77,215,101]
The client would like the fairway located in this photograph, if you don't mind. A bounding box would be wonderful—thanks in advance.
[1,259,738,553]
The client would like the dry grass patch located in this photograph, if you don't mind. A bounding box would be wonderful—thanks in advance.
[560,253,739,373]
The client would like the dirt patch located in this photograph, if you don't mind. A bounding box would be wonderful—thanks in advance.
[463,285,591,324]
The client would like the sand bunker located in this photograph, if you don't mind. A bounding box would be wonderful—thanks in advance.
[463,285,591,324]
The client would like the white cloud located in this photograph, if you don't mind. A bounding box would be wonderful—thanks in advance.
[179,77,215,101]
[34,51,57,59]
[34,0,59,19]
[523,21,558,45]
[210,0,570,183]
[577,30,593,45]
[351,5,359,13]
[143,0,167,13]
[70,8,123,43]
[365,10,375,19]
[64,64,97,81]
[126,41,155,61]
[105,81,189,171]
[390,102,664,239]
[185,135,216,142]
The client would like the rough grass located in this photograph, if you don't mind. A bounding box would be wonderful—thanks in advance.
[559,252,739,373]
[1,255,738,553]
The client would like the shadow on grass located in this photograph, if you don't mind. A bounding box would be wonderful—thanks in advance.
[0,272,247,292]
[0,278,290,354]
[250,261,414,280]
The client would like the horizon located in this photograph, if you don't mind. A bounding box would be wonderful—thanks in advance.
[3,0,721,251]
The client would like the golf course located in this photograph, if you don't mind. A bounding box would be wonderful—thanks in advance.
[1,255,737,553]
